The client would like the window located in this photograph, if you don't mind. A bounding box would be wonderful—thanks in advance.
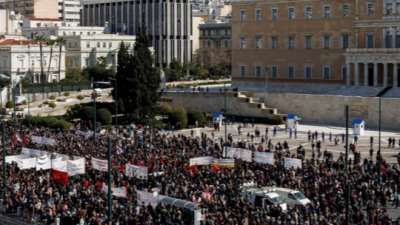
[288,65,295,79]
[240,10,246,22]
[224,40,229,48]
[342,65,347,81]
[385,3,393,15]
[367,3,374,16]
[271,65,278,78]
[207,40,211,48]
[255,8,262,21]
[304,6,312,19]
[323,66,331,80]
[385,31,392,48]
[255,66,262,77]
[305,35,312,49]
[288,36,295,49]
[109,42,112,48]
[255,35,262,49]
[305,66,312,79]
[341,34,350,49]
[323,6,331,18]
[240,37,246,49]
[342,4,350,16]
[366,33,374,48]
[86,42,90,48]
[323,35,331,49]
[103,42,106,48]
[240,65,246,77]
[271,36,278,48]
[272,8,278,20]
[288,7,295,20]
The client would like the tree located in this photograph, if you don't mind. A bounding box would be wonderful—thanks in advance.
[34,35,47,83]
[46,39,56,81]
[83,57,115,82]
[113,31,160,121]
[165,59,185,81]
[55,37,66,82]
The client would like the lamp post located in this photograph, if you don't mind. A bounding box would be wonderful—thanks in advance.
[107,136,113,223]
[2,123,7,200]
[344,105,350,225]
[224,82,227,145]
[91,77,97,141]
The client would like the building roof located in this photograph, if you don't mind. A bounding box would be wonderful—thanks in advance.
[0,39,38,45]
[28,17,61,21]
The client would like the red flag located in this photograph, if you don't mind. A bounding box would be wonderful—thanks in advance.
[23,135,30,146]
[51,169,68,186]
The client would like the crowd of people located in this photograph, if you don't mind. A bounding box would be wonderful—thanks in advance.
[0,121,399,225]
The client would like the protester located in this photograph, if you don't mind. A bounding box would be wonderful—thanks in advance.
[0,122,399,225]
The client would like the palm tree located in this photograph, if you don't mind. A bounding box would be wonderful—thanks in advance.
[46,38,56,82]
[55,37,66,83]
[33,34,47,84]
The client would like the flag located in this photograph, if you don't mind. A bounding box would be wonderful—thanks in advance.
[23,135,30,146]
[51,169,68,186]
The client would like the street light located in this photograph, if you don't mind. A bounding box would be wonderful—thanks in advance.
[91,77,97,141]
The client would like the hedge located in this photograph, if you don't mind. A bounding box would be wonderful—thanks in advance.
[97,108,112,125]
[23,116,72,130]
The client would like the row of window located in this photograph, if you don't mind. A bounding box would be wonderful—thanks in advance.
[239,65,345,80]
[240,34,351,49]
[202,39,231,49]
[200,28,231,37]
[240,2,381,21]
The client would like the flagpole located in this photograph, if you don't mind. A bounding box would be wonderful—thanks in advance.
[107,136,112,223]
[2,124,7,200]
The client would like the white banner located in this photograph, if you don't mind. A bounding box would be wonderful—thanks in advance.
[67,158,86,176]
[17,157,37,170]
[254,152,274,165]
[52,158,67,172]
[137,191,159,207]
[5,155,28,164]
[91,157,108,172]
[36,155,51,171]
[21,147,47,157]
[125,164,148,179]
[189,156,214,166]
[224,147,252,162]
[284,157,302,169]
[31,136,56,146]
[102,184,127,198]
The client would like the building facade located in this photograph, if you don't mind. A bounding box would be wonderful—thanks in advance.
[0,0,59,19]
[198,21,231,67]
[58,0,81,26]
[81,0,192,67]
[231,0,400,90]
[0,39,66,86]
[0,9,22,35]
[64,34,135,71]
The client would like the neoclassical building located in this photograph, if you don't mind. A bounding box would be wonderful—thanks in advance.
[231,0,400,91]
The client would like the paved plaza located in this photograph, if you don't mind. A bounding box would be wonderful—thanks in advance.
[172,123,400,164]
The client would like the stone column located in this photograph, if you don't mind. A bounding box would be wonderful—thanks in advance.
[373,63,378,87]
[346,63,351,86]
[354,62,359,86]
[364,63,369,86]
[394,63,398,87]
[383,63,388,87]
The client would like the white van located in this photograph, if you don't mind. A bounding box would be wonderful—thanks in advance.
[264,187,311,207]
[241,185,287,213]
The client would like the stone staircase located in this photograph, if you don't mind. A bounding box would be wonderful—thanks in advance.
[234,91,286,120]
